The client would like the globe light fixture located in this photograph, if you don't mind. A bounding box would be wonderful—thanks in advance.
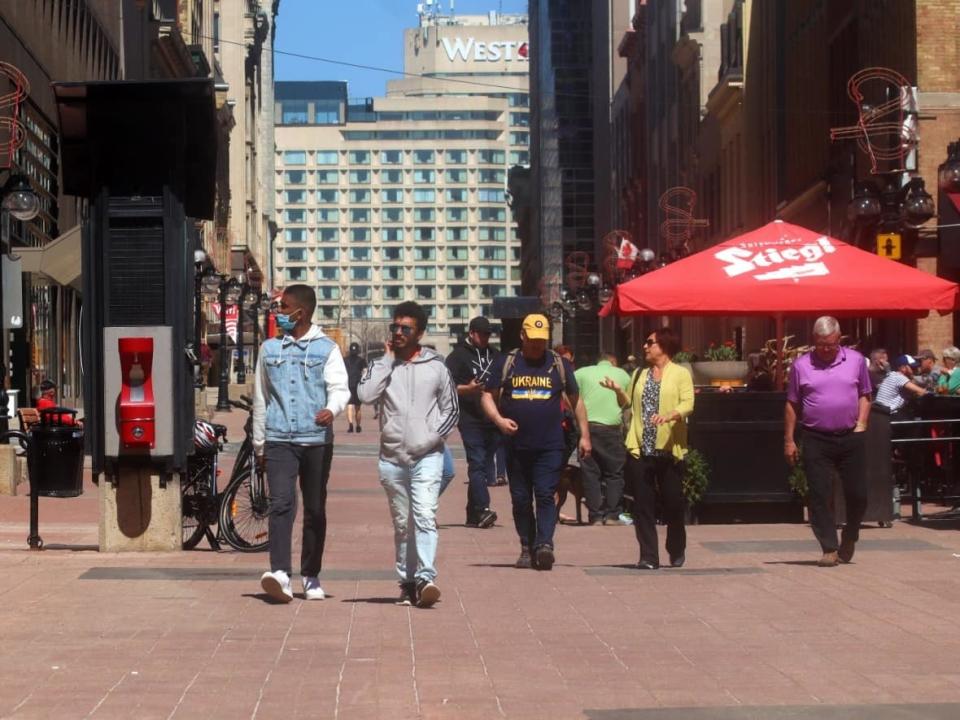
[0,174,40,222]
[903,179,935,226]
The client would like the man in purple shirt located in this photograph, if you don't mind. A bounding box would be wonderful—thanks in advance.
[784,316,872,567]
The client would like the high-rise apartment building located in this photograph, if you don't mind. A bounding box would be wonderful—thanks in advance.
[273,9,528,353]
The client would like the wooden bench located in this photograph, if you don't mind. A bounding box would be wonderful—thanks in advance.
[17,408,40,432]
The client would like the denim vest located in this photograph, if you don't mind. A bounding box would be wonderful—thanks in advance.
[261,334,335,445]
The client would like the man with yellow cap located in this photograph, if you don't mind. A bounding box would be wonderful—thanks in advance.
[481,314,591,570]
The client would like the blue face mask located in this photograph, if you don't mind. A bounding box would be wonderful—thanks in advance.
[276,312,299,333]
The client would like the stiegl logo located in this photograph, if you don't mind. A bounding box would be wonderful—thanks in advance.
[441,37,529,63]
[714,236,837,281]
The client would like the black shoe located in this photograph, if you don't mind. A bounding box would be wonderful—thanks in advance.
[669,554,685,568]
[493,476,508,486]
[636,560,659,570]
[534,544,555,571]
[347,424,354,433]
[396,582,416,606]
[838,537,856,563]
[416,579,441,608]
[466,508,497,528]
[515,547,533,569]
[356,424,362,433]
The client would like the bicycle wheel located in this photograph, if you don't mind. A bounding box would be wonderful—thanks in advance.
[181,472,208,550]
[219,466,270,552]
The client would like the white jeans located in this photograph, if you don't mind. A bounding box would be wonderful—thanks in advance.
[378,452,443,584]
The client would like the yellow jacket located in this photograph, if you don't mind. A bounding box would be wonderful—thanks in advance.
[625,362,695,461]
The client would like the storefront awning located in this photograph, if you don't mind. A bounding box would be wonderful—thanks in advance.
[17,224,82,290]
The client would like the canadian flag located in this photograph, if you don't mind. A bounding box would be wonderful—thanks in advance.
[616,237,641,269]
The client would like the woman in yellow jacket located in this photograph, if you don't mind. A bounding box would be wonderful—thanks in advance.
[602,327,694,569]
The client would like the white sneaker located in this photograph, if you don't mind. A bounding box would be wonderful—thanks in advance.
[260,570,293,603]
[302,575,326,601]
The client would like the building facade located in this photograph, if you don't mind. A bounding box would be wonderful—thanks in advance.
[273,11,528,353]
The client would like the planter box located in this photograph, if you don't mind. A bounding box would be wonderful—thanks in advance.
[691,360,749,386]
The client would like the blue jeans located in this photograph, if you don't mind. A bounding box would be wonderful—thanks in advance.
[458,423,498,515]
[505,444,566,550]
[379,452,443,584]
[439,444,455,496]
[494,440,507,481]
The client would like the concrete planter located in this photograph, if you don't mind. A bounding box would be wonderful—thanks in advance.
[691,360,750,386]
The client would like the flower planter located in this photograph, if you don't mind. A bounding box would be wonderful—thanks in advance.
[691,360,750,386]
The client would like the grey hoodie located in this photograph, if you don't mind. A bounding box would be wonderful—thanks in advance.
[357,347,459,465]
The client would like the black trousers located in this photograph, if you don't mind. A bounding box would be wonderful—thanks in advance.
[264,442,333,577]
[579,423,626,521]
[801,429,867,552]
[626,453,686,565]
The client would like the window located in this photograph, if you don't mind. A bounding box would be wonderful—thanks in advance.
[318,306,336,320]
[382,169,403,184]
[352,285,371,299]
[447,247,469,261]
[285,190,307,204]
[318,287,340,300]
[283,150,306,165]
[479,266,507,280]
[350,209,370,223]
[318,248,339,262]
[380,150,403,165]
[414,169,435,184]
[413,150,434,164]
[446,208,467,222]
[348,150,370,164]
[314,99,341,124]
[478,189,506,203]
[318,267,339,280]
[383,267,403,280]
[351,228,371,242]
[351,268,371,281]
[508,93,529,107]
[284,228,306,242]
[416,285,435,300]
[446,169,467,183]
[479,208,505,222]
[350,190,370,203]
[351,248,371,262]
[316,170,338,184]
[285,248,307,262]
[414,249,436,262]
[317,228,338,243]
[381,228,404,242]
[383,286,402,300]
[414,267,436,280]
[413,208,435,222]
[478,227,506,241]
[445,150,467,164]
[382,208,404,223]
[448,285,468,299]
[510,131,530,146]
[284,170,306,184]
[286,268,306,281]
[316,151,338,165]
[480,247,507,261]
[449,305,468,319]
[382,247,403,261]
[415,227,435,242]
[317,208,339,223]
[382,189,403,203]
[446,188,467,203]
[317,189,339,204]
[352,306,373,319]
[478,169,505,184]
[281,101,309,124]
[510,112,530,127]
[413,189,435,203]
[480,284,507,298]
[509,150,530,165]
[447,266,468,280]
[349,170,370,184]
[284,210,306,224]
[478,149,505,165]
[446,227,468,242]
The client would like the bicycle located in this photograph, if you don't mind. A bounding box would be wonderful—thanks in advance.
[182,395,270,552]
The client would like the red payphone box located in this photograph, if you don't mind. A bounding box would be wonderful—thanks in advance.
[118,337,155,449]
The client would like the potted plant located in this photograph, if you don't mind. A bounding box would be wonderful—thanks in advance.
[691,340,749,385]
[672,348,696,376]
[682,448,710,523]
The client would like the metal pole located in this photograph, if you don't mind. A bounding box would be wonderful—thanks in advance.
[194,265,204,389]
[252,304,260,369]
[216,279,231,411]
[0,207,7,437]
[28,483,41,549]
[236,284,247,385]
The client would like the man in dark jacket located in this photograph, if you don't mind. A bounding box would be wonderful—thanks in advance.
[343,342,367,432]
[445,317,500,528]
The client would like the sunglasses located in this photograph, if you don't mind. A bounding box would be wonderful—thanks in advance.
[644,338,657,347]
[389,323,416,337]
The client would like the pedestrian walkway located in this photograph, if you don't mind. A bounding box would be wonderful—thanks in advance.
[1,411,959,718]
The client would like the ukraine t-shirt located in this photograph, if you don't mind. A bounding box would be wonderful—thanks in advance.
[486,351,578,450]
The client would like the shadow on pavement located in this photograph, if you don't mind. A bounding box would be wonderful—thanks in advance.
[36,543,99,552]
[341,597,398,604]
[763,560,824,567]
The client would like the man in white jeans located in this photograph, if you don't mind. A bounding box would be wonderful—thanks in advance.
[358,301,459,608]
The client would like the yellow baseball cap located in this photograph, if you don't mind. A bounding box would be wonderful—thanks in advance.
[522,313,551,340]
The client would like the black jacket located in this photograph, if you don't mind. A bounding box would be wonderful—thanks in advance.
[445,338,499,425]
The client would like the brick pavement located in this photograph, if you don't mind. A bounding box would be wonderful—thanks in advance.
[1,410,960,719]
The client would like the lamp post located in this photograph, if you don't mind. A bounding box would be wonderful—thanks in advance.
[215,275,241,411]
[236,281,261,386]
[0,173,40,433]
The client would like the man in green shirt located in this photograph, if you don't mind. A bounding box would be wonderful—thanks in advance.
[574,352,632,524]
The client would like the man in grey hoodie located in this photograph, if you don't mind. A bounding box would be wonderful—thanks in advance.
[358,301,459,608]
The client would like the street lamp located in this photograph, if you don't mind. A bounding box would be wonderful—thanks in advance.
[847,175,935,261]
[235,280,261,386]
[211,275,241,411]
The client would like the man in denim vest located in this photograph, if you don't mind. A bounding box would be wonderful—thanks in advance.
[253,285,350,602]
[359,301,459,608]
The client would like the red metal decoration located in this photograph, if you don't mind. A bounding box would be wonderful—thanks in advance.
[0,62,30,169]
[829,67,917,175]
[659,187,709,256]
[564,251,592,291]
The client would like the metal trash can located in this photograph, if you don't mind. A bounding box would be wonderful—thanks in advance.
[28,408,84,498]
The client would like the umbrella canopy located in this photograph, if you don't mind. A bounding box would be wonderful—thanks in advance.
[600,220,959,319]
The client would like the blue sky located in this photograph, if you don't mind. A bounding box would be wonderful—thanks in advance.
[275,0,529,98]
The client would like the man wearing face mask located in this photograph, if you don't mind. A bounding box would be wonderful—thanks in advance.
[253,285,350,603]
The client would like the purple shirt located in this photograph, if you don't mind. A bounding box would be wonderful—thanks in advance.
[787,348,872,432]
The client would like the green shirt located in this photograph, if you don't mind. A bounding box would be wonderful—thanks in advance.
[574,360,632,426]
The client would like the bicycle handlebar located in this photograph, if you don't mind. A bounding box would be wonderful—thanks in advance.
[240,394,253,405]
[229,399,251,411]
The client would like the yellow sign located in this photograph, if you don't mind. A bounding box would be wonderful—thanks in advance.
[876,232,901,260]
